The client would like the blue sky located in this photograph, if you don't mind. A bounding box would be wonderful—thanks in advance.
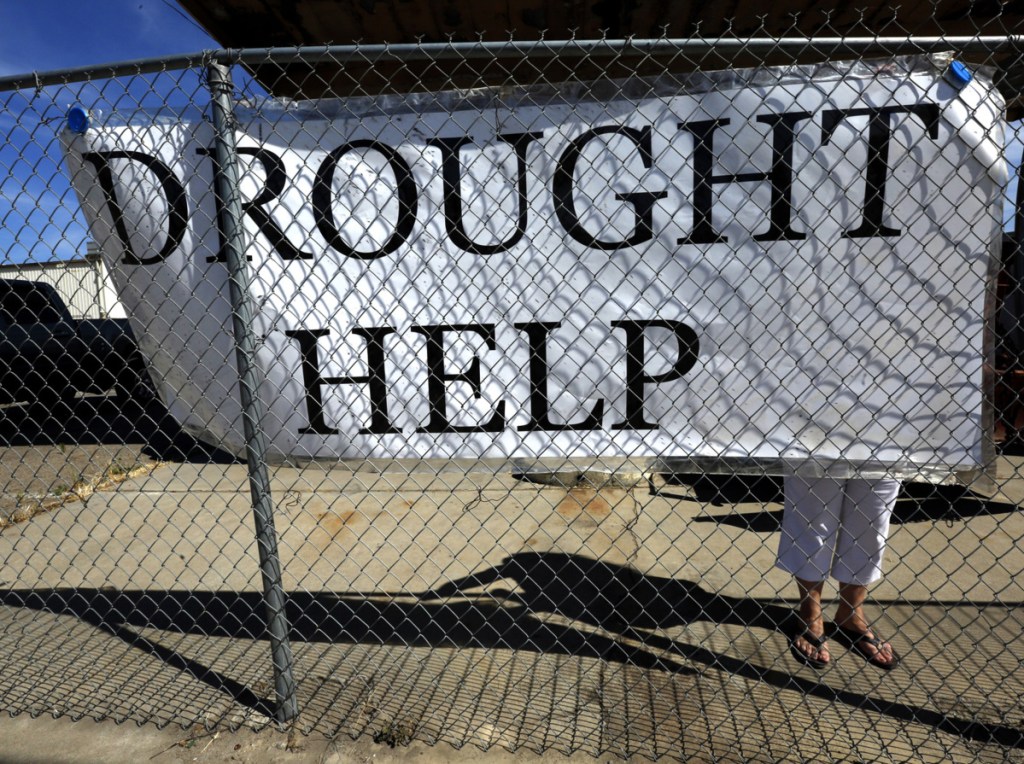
[0,0,215,75]
[0,1,217,263]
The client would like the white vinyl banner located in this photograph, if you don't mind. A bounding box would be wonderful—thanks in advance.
[62,56,1005,473]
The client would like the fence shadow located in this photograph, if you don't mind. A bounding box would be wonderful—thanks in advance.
[2,551,1022,748]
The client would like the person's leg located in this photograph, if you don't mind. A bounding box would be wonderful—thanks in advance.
[792,577,831,665]
[834,581,897,667]
[777,475,844,667]
[776,475,844,581]
[831,479,901,668]
[831,478,899,585]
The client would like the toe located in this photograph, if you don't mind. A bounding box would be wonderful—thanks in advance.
[864,633,895,665]
[877,641,895,664]
[795,634,829,663]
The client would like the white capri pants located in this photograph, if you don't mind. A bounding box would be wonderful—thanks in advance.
[776,476,900,585]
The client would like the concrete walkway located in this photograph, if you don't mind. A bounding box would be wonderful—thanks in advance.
[0,453,1022,762]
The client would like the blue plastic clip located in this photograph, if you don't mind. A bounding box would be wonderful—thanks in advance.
[66,105,90,134]
[946,61,973,88]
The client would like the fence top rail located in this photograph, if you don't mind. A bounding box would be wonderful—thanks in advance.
[2,35,1024,93]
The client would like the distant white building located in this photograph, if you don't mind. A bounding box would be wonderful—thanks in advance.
[0,243,126,319]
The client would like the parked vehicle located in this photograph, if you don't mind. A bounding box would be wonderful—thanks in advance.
[0,278,152,409]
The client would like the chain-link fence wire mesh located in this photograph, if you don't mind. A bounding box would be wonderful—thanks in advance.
[0,36,1023,762]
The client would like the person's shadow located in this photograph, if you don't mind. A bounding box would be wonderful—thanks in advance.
[419,551,791,636]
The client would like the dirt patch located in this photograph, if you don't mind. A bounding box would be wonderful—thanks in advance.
[556,489,613,521]
[316,510,359,540]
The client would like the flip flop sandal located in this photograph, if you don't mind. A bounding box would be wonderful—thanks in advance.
[831,624,901,671]
[789,629,830,670]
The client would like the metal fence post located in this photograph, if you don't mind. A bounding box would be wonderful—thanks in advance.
[206,59,299,726]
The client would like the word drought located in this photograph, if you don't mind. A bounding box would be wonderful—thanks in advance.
[79,104,939,266]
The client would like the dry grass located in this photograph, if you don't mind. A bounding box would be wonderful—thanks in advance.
[0,459,160,530]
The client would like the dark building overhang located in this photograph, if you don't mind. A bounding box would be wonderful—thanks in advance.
[177,0,1024,114]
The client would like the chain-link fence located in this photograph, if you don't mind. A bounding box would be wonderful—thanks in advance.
[0,36,1023,762]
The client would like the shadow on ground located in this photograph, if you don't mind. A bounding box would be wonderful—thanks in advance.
[658,474,1022,531]
[3,551,1022,749]
[0,393,235,464]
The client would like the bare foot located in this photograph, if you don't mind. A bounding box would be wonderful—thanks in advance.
[791,579,831,667]
[793,615,831,666]
[833,607,897,668]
